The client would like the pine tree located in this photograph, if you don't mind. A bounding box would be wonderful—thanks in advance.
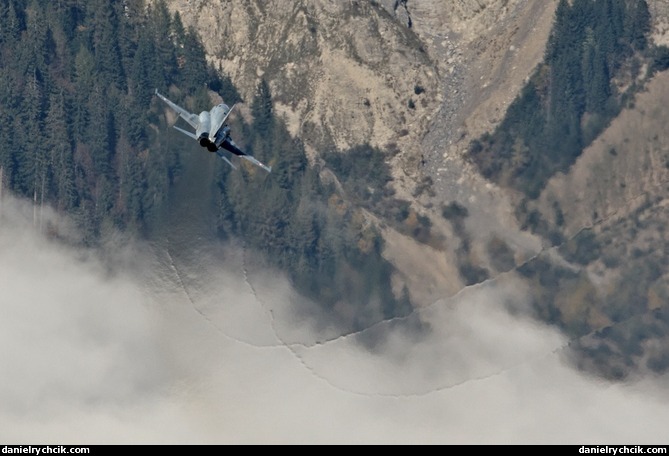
[45,89,77,211]
[0,104,15,191]
[129,30,155,108]
[582,28,611,115]
[0,0,24,45]
[116,134,146,228]
[147,0,176,91]
[13,67,45,197]
[176,27,209,94]
[86,86,114,177]
[88,0,125,89]
[625,0,651,52]
[25,0,55,71]
[545,0,570,64]
[251,79,274,136]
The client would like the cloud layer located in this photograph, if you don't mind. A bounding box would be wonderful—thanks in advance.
[1,195,668,444]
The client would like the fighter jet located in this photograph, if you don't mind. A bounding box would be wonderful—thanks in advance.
[154,89,271,173]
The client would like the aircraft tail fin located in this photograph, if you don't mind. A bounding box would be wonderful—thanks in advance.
[216,151,237,170]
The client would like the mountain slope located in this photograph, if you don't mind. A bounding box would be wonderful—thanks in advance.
[162,0,669,377]
[163,0,558,304]
[168,1,440,162]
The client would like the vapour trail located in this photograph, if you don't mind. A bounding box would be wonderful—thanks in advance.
[155,166,669,398]
[226,172,669,396]
[161,239,277,350]
[249,167,669,350]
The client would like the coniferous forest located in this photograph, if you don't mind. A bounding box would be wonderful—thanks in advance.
[0,0,231,239]
[466,0,669,378]
[2,0,666,335]
[0,0,410,328]
[468,0,668,199]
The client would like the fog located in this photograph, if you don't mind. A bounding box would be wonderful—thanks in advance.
[1,195,668,444]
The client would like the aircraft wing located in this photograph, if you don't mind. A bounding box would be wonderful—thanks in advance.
[215,150,237,169]
[221,138,272,173]
[155,89,199,129]
[240,154,272,173]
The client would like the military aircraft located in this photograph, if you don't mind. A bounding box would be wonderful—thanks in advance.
[154,89,271,173]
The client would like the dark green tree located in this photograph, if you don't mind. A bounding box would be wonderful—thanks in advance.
[129,31,156,108]
[14,68,45,197]
[469,0,655,199]
[0,0,25,45]
[251,79,274,136]
[146,0,176,92]
[582,29,611,115]
[86,86,114,177]
[88,0,124,89]
[45,89,77,211]
[625,0,651,52]
[25,0,56,71]
[177,27,209,94]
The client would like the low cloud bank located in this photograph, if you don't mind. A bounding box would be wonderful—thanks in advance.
[1,195,667,444]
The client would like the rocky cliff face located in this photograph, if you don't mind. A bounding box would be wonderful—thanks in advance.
[164,0,439,165]
[161,0,560,304]
[161,1,669,366]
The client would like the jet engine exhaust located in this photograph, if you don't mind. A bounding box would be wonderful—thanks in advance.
[198,136,210,148]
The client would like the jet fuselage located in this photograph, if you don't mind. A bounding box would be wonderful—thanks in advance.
[196,104,230,152]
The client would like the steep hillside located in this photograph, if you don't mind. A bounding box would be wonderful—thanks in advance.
[164,0,440,163]
[525,57,669,379]
[161,0,669,377]
[162,0,556,304]
[536,71,669,238]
